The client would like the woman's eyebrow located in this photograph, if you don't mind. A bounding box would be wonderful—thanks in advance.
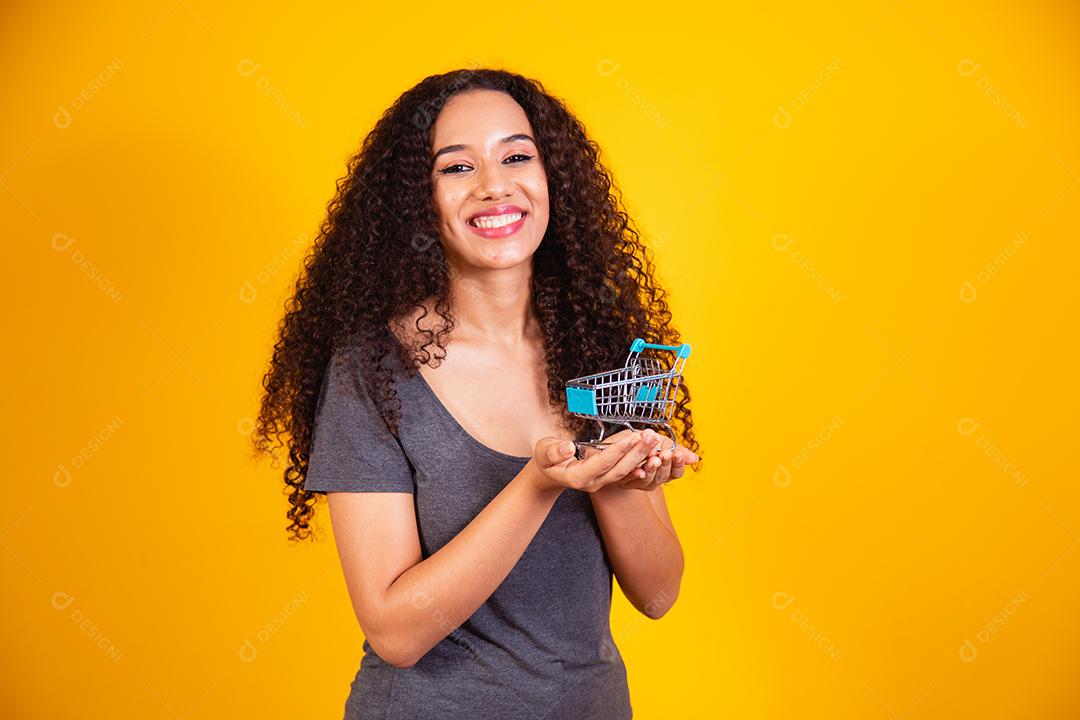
[432,133,536,161]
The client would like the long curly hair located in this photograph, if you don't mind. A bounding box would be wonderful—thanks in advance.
[252,67,702,541]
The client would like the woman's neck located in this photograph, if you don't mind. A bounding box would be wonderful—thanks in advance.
[446,259,538,346]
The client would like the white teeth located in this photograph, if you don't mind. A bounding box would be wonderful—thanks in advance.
[470,212,523,229]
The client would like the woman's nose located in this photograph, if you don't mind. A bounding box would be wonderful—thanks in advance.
[473,161,513,199]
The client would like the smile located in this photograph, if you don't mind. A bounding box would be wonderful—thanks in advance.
[470,212,523,228]
[466,211,528,238]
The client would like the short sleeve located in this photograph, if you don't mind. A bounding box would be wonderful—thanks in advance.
[303,349,416,494]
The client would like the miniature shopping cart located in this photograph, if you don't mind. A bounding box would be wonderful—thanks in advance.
[564,338,692,456]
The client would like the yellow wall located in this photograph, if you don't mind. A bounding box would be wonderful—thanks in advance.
[4,1,1078,717]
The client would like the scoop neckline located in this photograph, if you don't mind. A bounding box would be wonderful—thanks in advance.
[409,367,534,464]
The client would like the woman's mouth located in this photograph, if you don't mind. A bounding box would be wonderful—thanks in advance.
[466,210,528,238]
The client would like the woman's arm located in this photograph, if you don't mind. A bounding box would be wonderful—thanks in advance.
[589,430,694,619]
[328,461,561,668]
[327,435,657,668]
[590,482,684,619]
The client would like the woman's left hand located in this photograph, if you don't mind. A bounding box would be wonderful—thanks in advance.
[580,428,699,492]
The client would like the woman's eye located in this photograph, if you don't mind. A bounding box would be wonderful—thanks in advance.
[438,154,534,175]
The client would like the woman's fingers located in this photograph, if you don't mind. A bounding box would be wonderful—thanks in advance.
[562,432,638,486]
[633,447,671,488]
[668,446,699,479]
[580,435,646,488]
[626,443,690,490]
[655,449,673,483]
[538,437,577,469]
[670,450,685,478]
[639,451,662,484]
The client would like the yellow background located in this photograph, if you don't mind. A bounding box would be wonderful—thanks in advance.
[4,1,1078,717]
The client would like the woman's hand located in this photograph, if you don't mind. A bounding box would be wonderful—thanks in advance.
[530,432,660,494]
[580,428,700,492]
[617,441,699,491]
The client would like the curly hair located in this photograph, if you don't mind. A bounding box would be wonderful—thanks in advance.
[251,67,702,541]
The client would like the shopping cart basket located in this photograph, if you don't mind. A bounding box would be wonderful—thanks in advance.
[564,338,692,455]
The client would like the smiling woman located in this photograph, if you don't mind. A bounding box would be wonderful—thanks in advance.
[253,67,701,720]
[431,91,549,267]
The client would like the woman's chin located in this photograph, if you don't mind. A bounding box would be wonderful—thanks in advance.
[469,239,536,268]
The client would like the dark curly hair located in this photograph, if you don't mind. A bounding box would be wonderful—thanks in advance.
[251,67,702,541]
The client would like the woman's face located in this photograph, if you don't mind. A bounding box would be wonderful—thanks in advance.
[429,89,549,270]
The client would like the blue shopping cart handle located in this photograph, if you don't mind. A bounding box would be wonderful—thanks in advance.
[630,337,692,358]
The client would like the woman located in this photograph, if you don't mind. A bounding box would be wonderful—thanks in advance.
[254,68,702,719]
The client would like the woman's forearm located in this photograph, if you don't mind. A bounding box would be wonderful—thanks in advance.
[590,485,683,618]
[376,460,562,666]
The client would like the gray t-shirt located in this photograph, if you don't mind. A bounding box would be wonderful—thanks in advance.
[304,347,633,720]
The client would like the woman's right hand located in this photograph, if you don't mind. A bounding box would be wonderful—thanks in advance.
[530,432,659,494]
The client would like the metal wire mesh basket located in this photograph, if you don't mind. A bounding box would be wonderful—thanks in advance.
[564,338,692,455]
